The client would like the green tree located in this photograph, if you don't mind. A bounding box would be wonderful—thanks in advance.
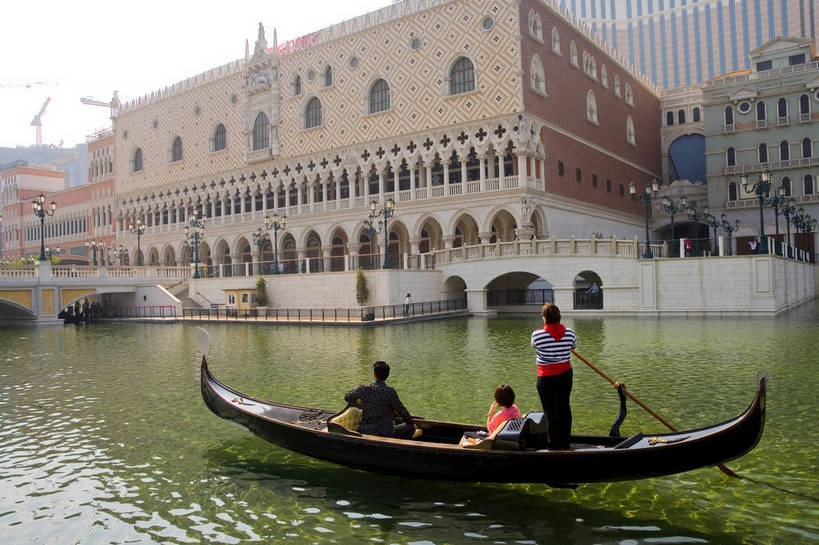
[255,277,269,306]
[355,268,369,305]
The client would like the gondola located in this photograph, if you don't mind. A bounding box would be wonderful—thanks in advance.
[198,330,766,485]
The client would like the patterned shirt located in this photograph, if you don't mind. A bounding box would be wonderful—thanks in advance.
[344,380,414,437]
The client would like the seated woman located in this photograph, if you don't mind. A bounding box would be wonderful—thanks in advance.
[460,384,521,448]
[487,384,521,434]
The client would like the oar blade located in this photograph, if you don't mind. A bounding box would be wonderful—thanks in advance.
[196,327,211,358]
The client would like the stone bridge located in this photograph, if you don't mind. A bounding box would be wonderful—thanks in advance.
[0,263,189,324]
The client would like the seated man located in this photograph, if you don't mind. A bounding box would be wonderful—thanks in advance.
[345,360,416,439]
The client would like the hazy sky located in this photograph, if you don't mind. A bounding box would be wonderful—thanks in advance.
[0,0,391,149]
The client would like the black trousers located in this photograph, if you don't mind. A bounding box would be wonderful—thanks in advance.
[536,368,573,449]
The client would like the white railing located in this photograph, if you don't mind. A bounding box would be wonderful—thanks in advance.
[0,265,37,278]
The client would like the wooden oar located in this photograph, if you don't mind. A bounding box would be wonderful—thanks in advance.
[571,349,739,478]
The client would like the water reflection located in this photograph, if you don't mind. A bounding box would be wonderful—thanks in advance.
[1,305,818,544]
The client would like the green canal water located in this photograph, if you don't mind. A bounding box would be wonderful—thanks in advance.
[1,305,817,544]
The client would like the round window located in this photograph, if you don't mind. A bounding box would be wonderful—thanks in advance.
[410,37,421,50]
[230,94,238,105]
[350,57,359,68]
[482,17,494,30]
[814,90,819,102]
[737,101,752,114]
[307,70,315,81]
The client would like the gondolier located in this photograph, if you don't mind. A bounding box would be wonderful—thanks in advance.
[531,303,576,449]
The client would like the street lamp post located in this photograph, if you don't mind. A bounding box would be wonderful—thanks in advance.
[366,198,396,268]
[629,178,660,258]
[265,213,287,274]
[32,194,57,262]
[686,206,704,257]
[111,244,125,266]
[767,185,789,255]
[740,169,772,253]
[721,213,740,256]
[129,219,145,266]
[184,211,205,279]
[662,195,687,256]
[85,239,104,266]
[703,207,721,256]
[252,224,271,275]
[782,202,797,252]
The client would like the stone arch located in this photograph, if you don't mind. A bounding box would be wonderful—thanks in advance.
[304,229,323,272]
[329,226,349,272]
[415,215,444,253]
[485,271,553,306]
[213,238,231,274]
[280,232,299,273]
[443,275,467,303]
[485,207,519,242]
[387,218,410,266]
[160,244,176,266]
[147,247,160,266]
[530,207,548,238]
[574,270,603,309]
[235,236,252,266]
[0,298,36,320]
[450,211,480,248]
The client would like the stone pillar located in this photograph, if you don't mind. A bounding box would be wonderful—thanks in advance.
[393,164,400,198]
[346,242,358,271]
[479,154,486,192]
[443,158,450,196]
[273,186,280,214]
[297,247,306,273]
[297,182,303,216]
[517,154,528,188]
[321,178,328,208]
[409,166,416,200]
[252,249,261,275]
[378,169,385,202]
[498,149,505,180]
[425,163,432,191]
[323,248,332,272]
[465,288,495,315]
[460,155,468,187]
[335,178,341,207]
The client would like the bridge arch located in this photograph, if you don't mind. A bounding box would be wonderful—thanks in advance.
[485,271,553,306]
[573,270,603,309]
[0,298,36,320]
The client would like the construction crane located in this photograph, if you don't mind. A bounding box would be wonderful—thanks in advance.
[80,91,120,121]
[31,96,51,146]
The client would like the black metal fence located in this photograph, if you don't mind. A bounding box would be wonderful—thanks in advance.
[574,290,604,310]
[179,298,467,322]
[487,289,554,306]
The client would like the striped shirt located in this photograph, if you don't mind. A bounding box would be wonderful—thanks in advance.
[531,324,576,376]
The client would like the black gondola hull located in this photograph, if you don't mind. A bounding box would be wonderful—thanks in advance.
[201,359,766,484]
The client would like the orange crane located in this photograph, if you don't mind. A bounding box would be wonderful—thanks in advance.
[31,96,51,146]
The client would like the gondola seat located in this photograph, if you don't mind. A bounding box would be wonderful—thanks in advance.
[327,406,363,436]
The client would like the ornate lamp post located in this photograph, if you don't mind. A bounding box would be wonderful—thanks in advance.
[365,198,396,268]
[85,239,104,266]
[740,169,771,253]
[662,195,687,255]
[721,213,741,256]
[252,224,271,274]
[782,201,797,250]
[185,210,205,279]
[32,194,57,261]
[686,206,704,256]
[629,178,660,258]
[265,213,287,274]
[111,244,125,266]
[129,219,145,266]
[767,184,789,255]
[703,207,721,255]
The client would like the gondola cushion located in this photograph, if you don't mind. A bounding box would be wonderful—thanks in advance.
[327,406,363,435]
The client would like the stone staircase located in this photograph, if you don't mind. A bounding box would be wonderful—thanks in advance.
[176,287,205,309]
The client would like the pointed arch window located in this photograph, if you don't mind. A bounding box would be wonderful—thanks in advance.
[551,27,561,54]
[624,83,633,106]
[171,136,183,162]
[213,123,226,151]
[528,11,543,40]
[777,97,788,119]
[756,100,767,121]
[728,182,738,201]
[626,116,636,145]
[324,65,333,87]
[369,79,391,113]
[780,140,790,161]
[450,57,475,95]
[726,147,736,166]
[253,112,269,150]
[758,143,768,163]
[586,90,598,124]
[292,75,302,96]
[781,176,791,196]
[305,97,322,129]
[132,148,143,172]
[600,65,608,87]
[530,55,546,95]
[724,106,734,126]
[569,41,578,67]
